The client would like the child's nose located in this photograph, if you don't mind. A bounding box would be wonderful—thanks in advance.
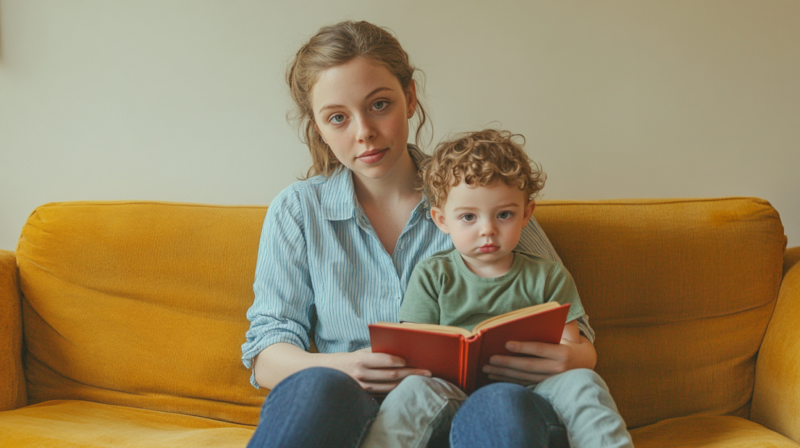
[480,221,497,236]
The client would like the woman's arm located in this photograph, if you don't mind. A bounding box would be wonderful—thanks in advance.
[253,343,431,392]
[481,321,597,385]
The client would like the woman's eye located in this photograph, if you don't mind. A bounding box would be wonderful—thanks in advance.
[498,211,513,220]
[460,214,476,222]
[329,114,345,124]
[373,100,389,111]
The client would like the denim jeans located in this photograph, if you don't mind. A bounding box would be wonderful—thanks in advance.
[451,369,632,448]
[450,382,569,448]
[246,367,379,448]
[245,367,604,448]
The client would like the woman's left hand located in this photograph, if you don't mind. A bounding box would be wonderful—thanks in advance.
[482,321,597,386]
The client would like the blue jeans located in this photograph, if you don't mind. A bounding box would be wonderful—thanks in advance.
[246,367,572,448]
[246,367,379,448]
[451,382,569,448]
[451,369,632,448]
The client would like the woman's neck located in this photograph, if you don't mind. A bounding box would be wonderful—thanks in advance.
[351,149,421,255]
[352,148,420,207]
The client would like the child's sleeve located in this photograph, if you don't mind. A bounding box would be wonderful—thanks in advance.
[399,261,442,325]
[544,263,586,324]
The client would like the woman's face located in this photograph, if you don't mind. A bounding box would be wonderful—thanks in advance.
[311,57,416,181]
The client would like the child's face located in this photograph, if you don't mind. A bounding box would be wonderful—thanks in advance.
[431,181,535,274]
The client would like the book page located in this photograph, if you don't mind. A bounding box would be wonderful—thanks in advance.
[375,322,472,338]
[471,301,561,334]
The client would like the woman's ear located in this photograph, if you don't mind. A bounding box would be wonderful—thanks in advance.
[314,122,328,145]
[406,80,418,119]
[430,207,450,234]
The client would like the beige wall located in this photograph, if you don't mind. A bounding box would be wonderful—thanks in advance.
[1,0,798,250]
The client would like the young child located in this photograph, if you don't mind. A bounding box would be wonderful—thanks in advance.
[362,129,633,448]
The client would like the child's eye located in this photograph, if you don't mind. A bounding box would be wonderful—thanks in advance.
[498,211,514,220]
[373,100,389,111]
[460,214,476,223]
[329,113,346,124]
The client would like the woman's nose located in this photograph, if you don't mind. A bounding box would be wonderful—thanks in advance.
[356,116,376,142]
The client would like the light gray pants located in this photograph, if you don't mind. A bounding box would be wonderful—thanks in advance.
[360,369,633,448]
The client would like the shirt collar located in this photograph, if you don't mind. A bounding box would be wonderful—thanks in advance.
[320,145,433,222]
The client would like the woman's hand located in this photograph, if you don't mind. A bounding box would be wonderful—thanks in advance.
[254,343,430,392]
[329,347,432,394]
[481,321,597,386]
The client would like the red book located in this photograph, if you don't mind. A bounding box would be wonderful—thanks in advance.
[369,302,570,394]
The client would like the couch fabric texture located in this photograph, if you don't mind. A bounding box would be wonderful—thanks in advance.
[0,198,796,447]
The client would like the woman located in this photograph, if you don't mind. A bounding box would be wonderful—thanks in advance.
[241,20,598,448]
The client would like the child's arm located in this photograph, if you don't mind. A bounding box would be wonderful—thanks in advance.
[482,262,597,385]
[481,321,597,385]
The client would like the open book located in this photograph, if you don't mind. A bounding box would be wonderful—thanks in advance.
[368,302,570,394]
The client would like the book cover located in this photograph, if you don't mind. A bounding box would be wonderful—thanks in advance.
[368,302,570,393]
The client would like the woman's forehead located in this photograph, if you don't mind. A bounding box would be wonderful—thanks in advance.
[311,57,402,112]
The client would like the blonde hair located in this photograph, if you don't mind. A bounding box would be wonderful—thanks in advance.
[422,129,545,208]
[287,20,431,178]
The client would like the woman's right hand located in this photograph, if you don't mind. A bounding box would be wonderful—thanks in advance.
[329,347,431,394]
[254,343,430,392]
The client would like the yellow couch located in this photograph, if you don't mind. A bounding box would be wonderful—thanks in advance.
[0,198,797,447]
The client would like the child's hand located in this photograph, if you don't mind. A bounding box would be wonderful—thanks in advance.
[481,321,597,386]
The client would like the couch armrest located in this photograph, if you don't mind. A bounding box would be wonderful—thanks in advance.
[751,246,800,441]
[0,249,27,411]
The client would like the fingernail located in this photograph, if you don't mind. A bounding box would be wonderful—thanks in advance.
[424,371,432,377]
[507,342,518,351]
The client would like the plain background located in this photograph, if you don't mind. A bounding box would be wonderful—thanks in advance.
[1,1,798,251]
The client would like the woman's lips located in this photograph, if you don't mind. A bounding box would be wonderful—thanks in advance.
[357,148,389,164]
[478,245,499,253]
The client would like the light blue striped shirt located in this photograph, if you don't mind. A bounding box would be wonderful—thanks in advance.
[242,146,594,388]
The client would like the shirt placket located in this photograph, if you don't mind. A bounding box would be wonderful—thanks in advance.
[354,207,405,308]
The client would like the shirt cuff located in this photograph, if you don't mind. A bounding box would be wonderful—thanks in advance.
[576,314,596,344]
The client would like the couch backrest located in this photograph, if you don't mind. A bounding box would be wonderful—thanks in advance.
[534,198,786,428]
[17,201,268,425]
[17,198,786,429]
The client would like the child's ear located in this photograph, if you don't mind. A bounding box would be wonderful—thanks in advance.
[522,200,536,224]
[430,207,450,234]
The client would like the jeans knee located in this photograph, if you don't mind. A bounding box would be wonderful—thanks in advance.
[266,367,361,411]
[452,383,566,448]
[470,382,531,407]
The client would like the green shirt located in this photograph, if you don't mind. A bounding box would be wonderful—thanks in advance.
[399,248,585,331]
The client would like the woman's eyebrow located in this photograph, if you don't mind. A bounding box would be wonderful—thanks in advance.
[317,87,395,114]
[365,87,393,98]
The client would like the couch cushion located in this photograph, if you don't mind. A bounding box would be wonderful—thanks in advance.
[534,198,786,428]
[0,400,254,447]
[0,249,27,411]
[16,201,268,425]
[630,415,799,447]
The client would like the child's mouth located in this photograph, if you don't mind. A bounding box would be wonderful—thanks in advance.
[478,245,499,253]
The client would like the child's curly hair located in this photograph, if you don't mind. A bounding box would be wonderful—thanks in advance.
[421,129,545,208]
